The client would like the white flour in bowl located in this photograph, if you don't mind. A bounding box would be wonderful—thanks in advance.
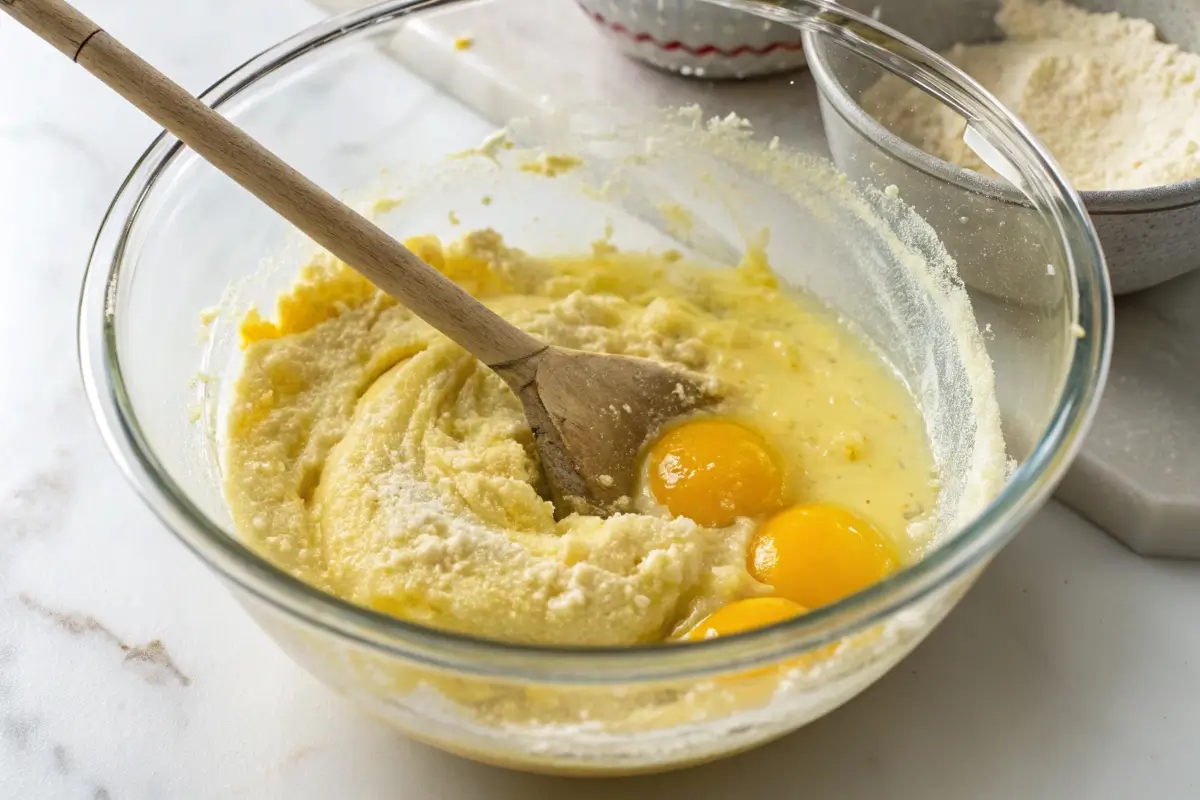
[865,0,1200,191]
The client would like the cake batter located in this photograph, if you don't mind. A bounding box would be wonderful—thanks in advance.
[224,229,937,646]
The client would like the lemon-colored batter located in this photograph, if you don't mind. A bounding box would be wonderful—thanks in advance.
[225,230,936,646]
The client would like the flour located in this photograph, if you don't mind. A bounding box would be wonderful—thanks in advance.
[864,0,1200,191]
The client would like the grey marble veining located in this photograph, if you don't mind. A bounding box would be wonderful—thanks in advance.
[1,0,1199,796]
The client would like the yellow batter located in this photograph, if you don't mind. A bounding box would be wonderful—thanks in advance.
[225,229,936,646]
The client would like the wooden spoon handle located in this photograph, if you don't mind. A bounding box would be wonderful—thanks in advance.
[1,0,547,369]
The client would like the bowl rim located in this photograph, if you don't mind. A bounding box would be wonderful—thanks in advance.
[803,20,1200,214]
[77,0,1113,683]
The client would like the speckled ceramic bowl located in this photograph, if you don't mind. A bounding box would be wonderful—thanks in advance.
[575,0,808,78]
[811,0,1200,295]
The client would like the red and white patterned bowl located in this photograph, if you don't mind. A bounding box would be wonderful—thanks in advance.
[576,0,808,79]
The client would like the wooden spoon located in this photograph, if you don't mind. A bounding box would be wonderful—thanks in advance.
[4,0,716,517]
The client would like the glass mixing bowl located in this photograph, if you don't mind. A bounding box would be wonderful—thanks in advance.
[79,0,1111,775]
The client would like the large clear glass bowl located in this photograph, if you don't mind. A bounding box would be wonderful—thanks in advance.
[78,0,1111,775]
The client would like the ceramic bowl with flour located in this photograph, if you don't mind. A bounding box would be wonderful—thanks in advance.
[810,0,1200,295]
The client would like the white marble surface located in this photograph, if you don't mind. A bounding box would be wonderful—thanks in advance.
[2,0,1200,797]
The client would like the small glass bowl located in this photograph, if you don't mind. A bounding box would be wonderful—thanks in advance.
[79,0,1111,775]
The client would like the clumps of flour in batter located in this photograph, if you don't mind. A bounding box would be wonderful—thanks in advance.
[224,227,938,645]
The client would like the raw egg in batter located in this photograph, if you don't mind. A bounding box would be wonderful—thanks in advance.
[748,504,899,609]
[682,597,806,641]
[646,418,785,528]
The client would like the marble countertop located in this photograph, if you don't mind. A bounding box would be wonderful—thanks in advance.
[2,0,1199,797]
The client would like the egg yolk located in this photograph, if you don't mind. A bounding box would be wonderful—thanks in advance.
[646,419,785,527]
[748,504,899,609]
[683,597,807,641]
